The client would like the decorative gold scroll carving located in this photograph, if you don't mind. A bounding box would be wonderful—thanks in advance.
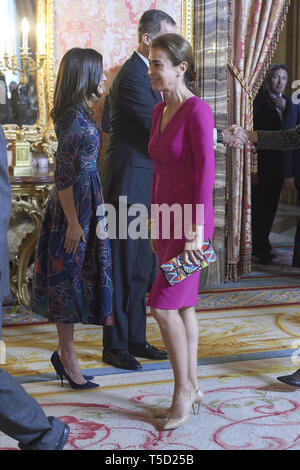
[182,0,195,49]
[9,178,54,308]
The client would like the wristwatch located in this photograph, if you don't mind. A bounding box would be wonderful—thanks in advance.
[217,129,224,143]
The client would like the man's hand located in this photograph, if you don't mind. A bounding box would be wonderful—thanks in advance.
[223,125,248,148]
[284,176,296,191]
[272,96,286,112]
[247,130,258,143]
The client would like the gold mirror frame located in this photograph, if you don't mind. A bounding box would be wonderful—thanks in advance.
[182,0,194,48]
[3,0,55,160]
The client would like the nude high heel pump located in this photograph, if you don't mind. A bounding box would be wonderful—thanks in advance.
[154,386,204,419]
[191,387,204,415]
[152,407,171,419]
[161,388,203,431]
[162,412,190,431]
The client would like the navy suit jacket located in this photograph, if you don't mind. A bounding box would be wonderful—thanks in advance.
[0,125,11,302]
[254,89,300,184]
[101,52,162,207]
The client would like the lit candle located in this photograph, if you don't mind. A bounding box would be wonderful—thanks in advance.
[22,17,29,54]
[3,23,9,54]
[37,23,45,55]
[4,28,14,56]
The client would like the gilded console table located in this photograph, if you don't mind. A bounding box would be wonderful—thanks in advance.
[9,171,54,309]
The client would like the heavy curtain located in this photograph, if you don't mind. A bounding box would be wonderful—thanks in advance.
[227,0,291,281]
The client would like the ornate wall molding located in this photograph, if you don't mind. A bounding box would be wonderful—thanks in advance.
[41,0,56,162]
[182,0,195,47]
[3,0,56,161]
[9,175,54,308]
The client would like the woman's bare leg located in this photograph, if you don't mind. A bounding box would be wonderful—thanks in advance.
[151,308,191,418]
[179,306,199,391]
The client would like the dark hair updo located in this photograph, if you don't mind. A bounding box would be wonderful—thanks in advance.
[150,33,195,91]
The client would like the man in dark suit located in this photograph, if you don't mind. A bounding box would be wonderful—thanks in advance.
[252,64,300,265]
[284,116,300,268]
[0,124,70,450]
[101,10,176,370]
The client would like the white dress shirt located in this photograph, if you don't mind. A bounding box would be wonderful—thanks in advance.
[135,50,150,68]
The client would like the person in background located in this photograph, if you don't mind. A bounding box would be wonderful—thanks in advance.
[0,124,70,450]
[0,76,9,124]
[252,64,300,265]
[247,124,300,388]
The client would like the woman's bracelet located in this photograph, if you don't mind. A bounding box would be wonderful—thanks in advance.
[148,218,155,230]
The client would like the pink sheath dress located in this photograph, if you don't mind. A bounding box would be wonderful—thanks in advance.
[146,96,215,309]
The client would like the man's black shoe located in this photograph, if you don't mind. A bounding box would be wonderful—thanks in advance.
[277,368,300,388]
[55,423,70,450]
[129,342,168,360]
[102,349,142,370]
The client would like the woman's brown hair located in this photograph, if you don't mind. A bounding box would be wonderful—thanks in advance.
[150,33,195,91]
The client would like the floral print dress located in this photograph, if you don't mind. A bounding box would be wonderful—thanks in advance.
[31,107,113,325]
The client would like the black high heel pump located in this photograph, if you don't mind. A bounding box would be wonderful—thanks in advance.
[51,351,94,381]
[50,352,99,390]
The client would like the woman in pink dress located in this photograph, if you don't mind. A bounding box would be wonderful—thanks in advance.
[147,33,215,430]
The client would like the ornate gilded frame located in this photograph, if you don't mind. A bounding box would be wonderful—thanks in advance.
[3,0,55,159]
[182,0,195,48]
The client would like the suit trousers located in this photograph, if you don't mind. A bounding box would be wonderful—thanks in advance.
[252,155,283,256]
[103,203,154,351]
[0,368,65,450]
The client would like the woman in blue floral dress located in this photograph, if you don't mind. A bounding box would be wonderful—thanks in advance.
[31,48,113,389]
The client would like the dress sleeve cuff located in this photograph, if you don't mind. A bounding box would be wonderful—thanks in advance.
[213,128,217,149]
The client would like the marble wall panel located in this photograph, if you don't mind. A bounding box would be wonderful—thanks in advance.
[195,0,228,284]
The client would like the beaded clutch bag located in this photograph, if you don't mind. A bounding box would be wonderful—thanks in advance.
[160,239,217,286]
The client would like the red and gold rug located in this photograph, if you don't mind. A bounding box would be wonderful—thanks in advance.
[1,357,300,450]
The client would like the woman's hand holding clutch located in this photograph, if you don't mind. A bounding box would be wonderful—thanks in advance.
[182,225,204,266]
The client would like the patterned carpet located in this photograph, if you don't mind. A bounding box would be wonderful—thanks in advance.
[1,232,300,450]
[1,302,300,380]
[1,357,299,450]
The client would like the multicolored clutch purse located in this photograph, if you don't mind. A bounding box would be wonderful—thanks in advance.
[160,238,217,286]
